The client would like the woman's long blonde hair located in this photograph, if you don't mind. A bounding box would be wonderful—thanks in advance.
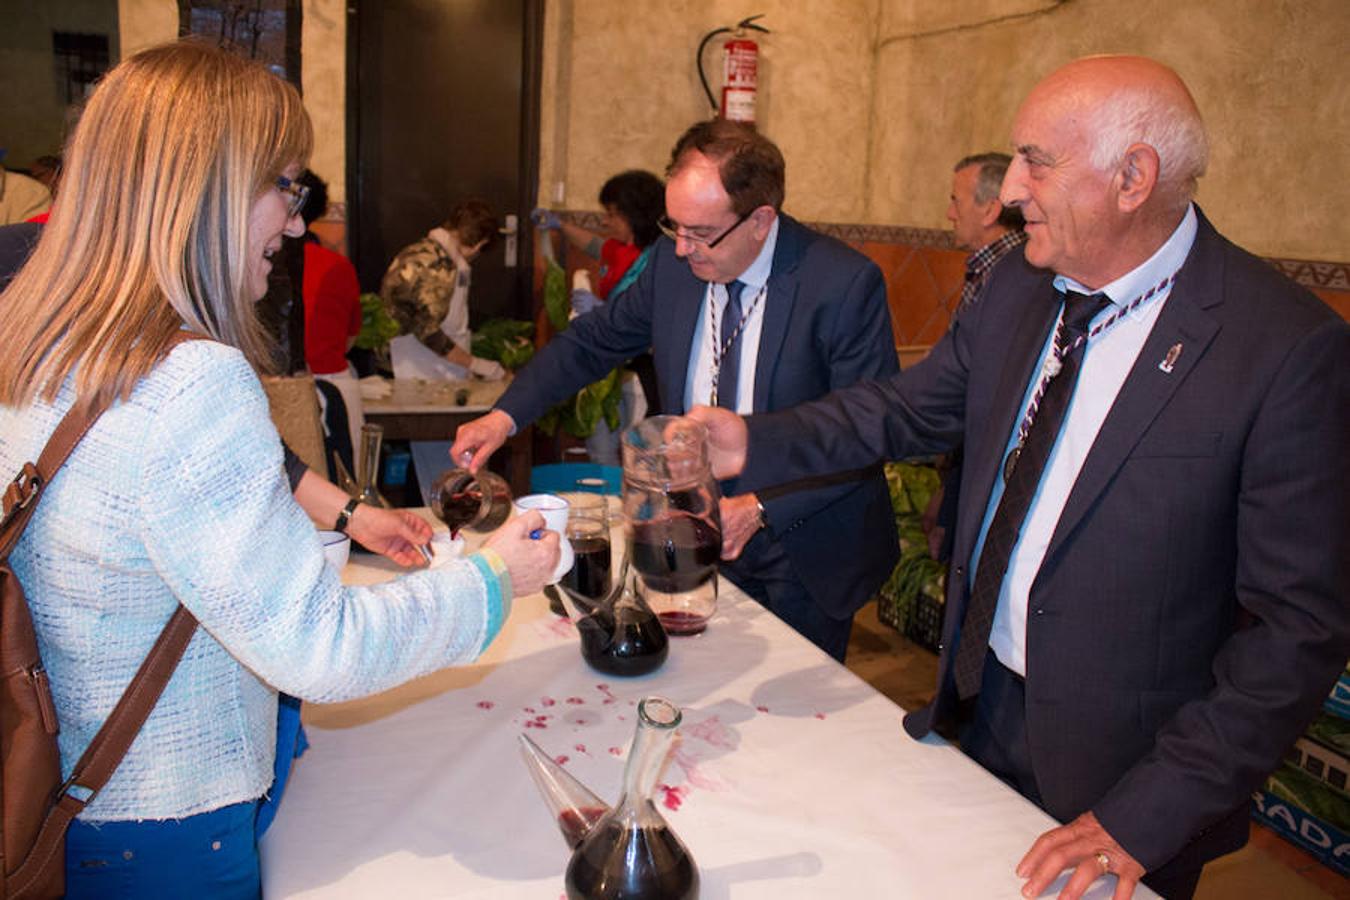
[0,40,312,410]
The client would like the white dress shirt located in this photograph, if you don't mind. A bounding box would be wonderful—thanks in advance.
[684,217,780,413]
[976,205,1199,676]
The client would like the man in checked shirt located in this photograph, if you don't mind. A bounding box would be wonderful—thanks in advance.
[927,153,1028,560]
[948,152,1027,313]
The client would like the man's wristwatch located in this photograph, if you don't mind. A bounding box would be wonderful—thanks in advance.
[755,497,769,531]
[334,498,361,534]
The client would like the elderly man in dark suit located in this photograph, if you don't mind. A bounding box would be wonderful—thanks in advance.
[691,56,1348,899]
[451,119,899,661]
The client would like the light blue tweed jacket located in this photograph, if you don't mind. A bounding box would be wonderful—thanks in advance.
[0,341,509,821]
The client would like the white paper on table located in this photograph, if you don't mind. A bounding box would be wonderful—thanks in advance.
[389,334,470,381]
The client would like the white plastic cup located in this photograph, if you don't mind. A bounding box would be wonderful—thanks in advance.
[513,493,574,584]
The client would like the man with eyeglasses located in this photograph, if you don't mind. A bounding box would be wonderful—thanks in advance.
[452,119,900,660]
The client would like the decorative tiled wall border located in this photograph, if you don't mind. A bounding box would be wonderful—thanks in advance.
[555,211,1349,293]
[1265,258,1350,291]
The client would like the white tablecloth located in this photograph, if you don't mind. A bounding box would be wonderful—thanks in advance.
[260,517,1150,898]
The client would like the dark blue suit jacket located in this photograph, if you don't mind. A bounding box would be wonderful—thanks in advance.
[742,209,1350,872]
[0,221,41,290]
[498,214,900,618]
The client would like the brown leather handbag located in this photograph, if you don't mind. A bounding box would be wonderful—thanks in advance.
[1,390,198,899]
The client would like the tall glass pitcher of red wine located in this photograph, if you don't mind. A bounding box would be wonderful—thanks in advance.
[621,416,722,635]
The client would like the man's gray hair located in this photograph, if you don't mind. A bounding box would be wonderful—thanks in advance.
[954,152,1024,230]
[1086,86,1208,212]
[954,152,1012,205]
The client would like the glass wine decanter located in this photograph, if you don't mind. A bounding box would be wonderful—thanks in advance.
[564,696,699,900]
[355,423,389,508]
[622,416,722,635]
[426,465,512,537]
[557,558,668,678]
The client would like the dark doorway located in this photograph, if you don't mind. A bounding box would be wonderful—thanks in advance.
[347,0,542,323]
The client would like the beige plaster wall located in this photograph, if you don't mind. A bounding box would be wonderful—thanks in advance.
[542,0,1350,262]
[2,1,120,167]
[116,0,176,55]
[870,0,1350,260]
[116,0,346,204]
[300,0,346,206]
[541,0,880,221]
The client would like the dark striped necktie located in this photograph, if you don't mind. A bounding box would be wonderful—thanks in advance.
[951,289,1110,698]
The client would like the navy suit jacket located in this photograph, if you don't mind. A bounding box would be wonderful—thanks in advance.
[743,209,1349,871]
[0,221,41,290]
[498,214,900,617]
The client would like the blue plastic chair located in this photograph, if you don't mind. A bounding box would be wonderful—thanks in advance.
[530,462,622,495]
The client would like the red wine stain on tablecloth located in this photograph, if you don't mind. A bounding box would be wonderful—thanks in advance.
[658,784,688,811]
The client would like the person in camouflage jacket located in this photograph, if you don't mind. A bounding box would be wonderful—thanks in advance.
[380,199,506,380]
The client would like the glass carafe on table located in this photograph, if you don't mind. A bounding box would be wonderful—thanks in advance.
[556,558,668,677]
[622,416,722,635]
[519,697,698,899]
[355,423,390,508]
[565,696,699,899]
[426,465,512,537]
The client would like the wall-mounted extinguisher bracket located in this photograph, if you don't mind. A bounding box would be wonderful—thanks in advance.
[697,14,770,126]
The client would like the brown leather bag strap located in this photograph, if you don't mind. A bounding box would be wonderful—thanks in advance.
[9,607,198,897]
[0,399,110,557]
[10,607,198,896]
[62,603,199,803]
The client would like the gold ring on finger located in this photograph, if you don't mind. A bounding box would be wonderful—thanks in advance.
[1095,851,1111,875]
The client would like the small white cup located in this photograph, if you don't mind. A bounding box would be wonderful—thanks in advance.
[427,531,465,569]
[513,493,574,584]
[318,530,351,571]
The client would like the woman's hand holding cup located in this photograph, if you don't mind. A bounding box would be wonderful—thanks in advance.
[483,510,560,598]
[512,494,575,584]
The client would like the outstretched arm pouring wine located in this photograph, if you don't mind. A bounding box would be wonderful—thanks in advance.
[450,409,517,473]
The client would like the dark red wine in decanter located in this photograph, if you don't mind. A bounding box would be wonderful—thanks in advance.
[628,514,720,594]
[564,697,698,900]
[569,565,668,678]
[562,533,612,600]
[621,416,723,637]
[558,806,610,849]
[565,820,698,899]
[428,467,511,535]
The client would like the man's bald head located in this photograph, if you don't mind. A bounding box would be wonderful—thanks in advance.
[1031,56,1208,214]
[999,56,1209,286]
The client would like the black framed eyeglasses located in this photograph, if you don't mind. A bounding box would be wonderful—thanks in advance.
[657,209,752,249]
[275,174,310,218]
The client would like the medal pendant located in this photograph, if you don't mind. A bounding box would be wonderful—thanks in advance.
[1003,445,1022,483]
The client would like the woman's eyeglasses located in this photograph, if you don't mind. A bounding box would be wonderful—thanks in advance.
[276,175,310,218]
[657,209,751,249]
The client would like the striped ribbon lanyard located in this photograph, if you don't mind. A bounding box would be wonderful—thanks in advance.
[1005,270,1179,480]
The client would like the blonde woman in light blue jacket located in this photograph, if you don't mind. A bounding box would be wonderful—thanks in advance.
[0,41,558,899]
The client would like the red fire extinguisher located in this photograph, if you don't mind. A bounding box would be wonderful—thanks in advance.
[698,15,770,125]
